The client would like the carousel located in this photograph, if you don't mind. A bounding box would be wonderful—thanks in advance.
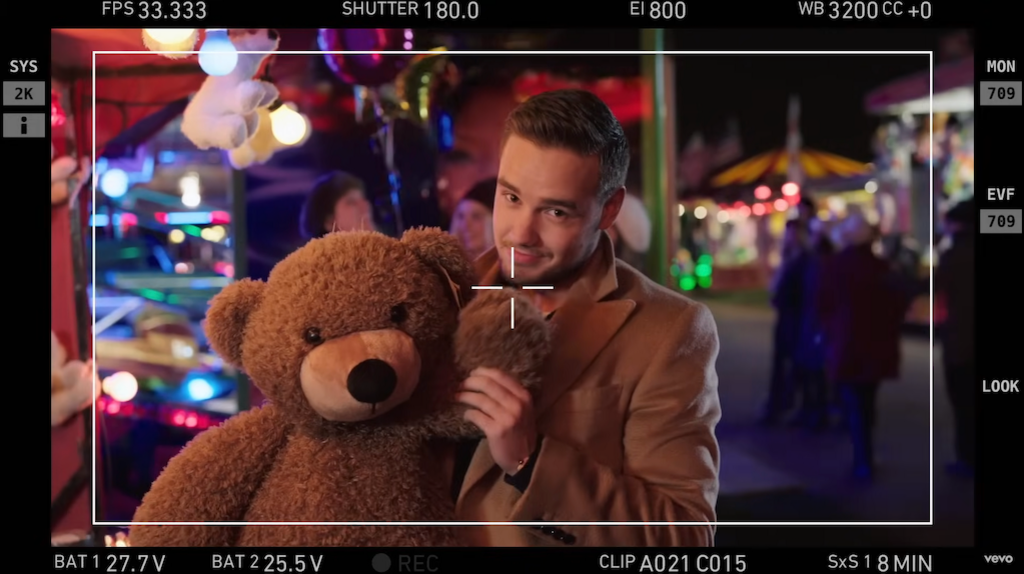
[678,96,873,291]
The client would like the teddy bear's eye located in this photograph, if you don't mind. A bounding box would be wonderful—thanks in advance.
[303,328,324,345]
[389,305,407,324]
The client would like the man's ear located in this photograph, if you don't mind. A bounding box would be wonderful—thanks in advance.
[401,227,476,306]
[204,279,266,368]
[598,186,627,231]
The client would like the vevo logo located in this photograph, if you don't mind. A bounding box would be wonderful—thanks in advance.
[984,555,1014,564]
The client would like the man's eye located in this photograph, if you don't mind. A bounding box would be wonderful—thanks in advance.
[505,194,520,203]
[547,209,566,218]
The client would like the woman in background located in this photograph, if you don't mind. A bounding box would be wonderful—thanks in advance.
[449,178,495,260]
[818,212,907,479]
[299,171,375,240]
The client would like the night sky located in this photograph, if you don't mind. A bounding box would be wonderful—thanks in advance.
[452,28,963,163]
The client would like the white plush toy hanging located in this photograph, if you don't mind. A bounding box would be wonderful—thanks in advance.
[51,332,100,427]
[181,29,280,151]
[228,106,284,169]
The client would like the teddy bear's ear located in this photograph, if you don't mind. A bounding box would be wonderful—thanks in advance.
[400,227,476,307]
[204,279,266,367]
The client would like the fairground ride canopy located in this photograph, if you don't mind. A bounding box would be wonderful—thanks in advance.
[864,56,974,116]
[709,148,872,188]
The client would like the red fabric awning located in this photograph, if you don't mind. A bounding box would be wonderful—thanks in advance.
[52,29,207,157]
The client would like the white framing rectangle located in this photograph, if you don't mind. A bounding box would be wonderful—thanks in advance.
[90,49,934,528]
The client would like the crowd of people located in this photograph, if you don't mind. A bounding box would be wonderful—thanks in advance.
[761,195,975,481]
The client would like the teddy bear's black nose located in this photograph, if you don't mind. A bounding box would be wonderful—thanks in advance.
[347,359,397,404]
[267,29,279,40]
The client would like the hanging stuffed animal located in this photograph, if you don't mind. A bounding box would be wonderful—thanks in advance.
[51,331,100,427]
[181,29,280,151]
[51,143,84,205]
[227,106,284,169]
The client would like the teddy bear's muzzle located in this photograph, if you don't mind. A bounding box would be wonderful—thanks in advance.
[299,329,422,422]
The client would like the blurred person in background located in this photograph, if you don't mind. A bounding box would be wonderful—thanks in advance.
[795,194,817,229]
[607,191,651,272]
[937,198,975,478]
[789,218,835,431]
[817,212,908,479]
[435,76,519,226]
[450,177,496,260]
[759,219,807,425]
[299,171,376,240]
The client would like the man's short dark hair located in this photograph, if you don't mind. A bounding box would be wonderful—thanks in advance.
[299,171,366,240]
[504,89,630,202]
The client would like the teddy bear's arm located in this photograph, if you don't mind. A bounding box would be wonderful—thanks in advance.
[129,404,292,546]
[455,289,551,391]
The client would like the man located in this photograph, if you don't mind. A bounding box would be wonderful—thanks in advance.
[451,89,721,546]
[937,199,974,477]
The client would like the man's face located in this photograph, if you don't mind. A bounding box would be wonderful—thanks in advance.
[493,135,621,286]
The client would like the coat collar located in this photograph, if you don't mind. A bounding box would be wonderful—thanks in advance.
[458,233,636,503]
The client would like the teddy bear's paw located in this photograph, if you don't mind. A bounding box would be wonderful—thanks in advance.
[256,81,280,109]
[235,80,277,115]
[211,115,251,150]
[454,289,551,392]
[228,145,257,170]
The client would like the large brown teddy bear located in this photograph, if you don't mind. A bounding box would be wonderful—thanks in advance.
[129,228,549,546]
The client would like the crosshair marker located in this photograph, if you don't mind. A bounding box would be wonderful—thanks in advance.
[470,247,553,329]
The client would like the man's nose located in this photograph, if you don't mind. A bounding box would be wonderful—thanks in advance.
[506,212,539,246]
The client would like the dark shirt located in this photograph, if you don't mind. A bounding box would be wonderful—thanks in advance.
[450,310,554,503]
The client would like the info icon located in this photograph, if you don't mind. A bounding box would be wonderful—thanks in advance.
[2,113,45,138]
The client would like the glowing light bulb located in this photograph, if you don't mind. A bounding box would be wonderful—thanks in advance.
[677,204,685,217]
[693,206,707,220]
[270,103,308,146]
[754,185,771,200]
[774,198,789,211]
[865,180,878,193]
[102,371,138,402]
[781,182,799,196]
[182,192,201,208]
[100,169,129,198]
[168,229,186,244]
[717,210,730,223]
[198,29,237,76]
[144,29,196,44]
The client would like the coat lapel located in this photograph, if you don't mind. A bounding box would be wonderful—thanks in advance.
[534,297,634,416]
[459,234,635,500]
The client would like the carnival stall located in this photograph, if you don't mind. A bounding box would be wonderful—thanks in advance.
[864,55,974,244]
[51,28,208,544]
[865,54,973,326]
